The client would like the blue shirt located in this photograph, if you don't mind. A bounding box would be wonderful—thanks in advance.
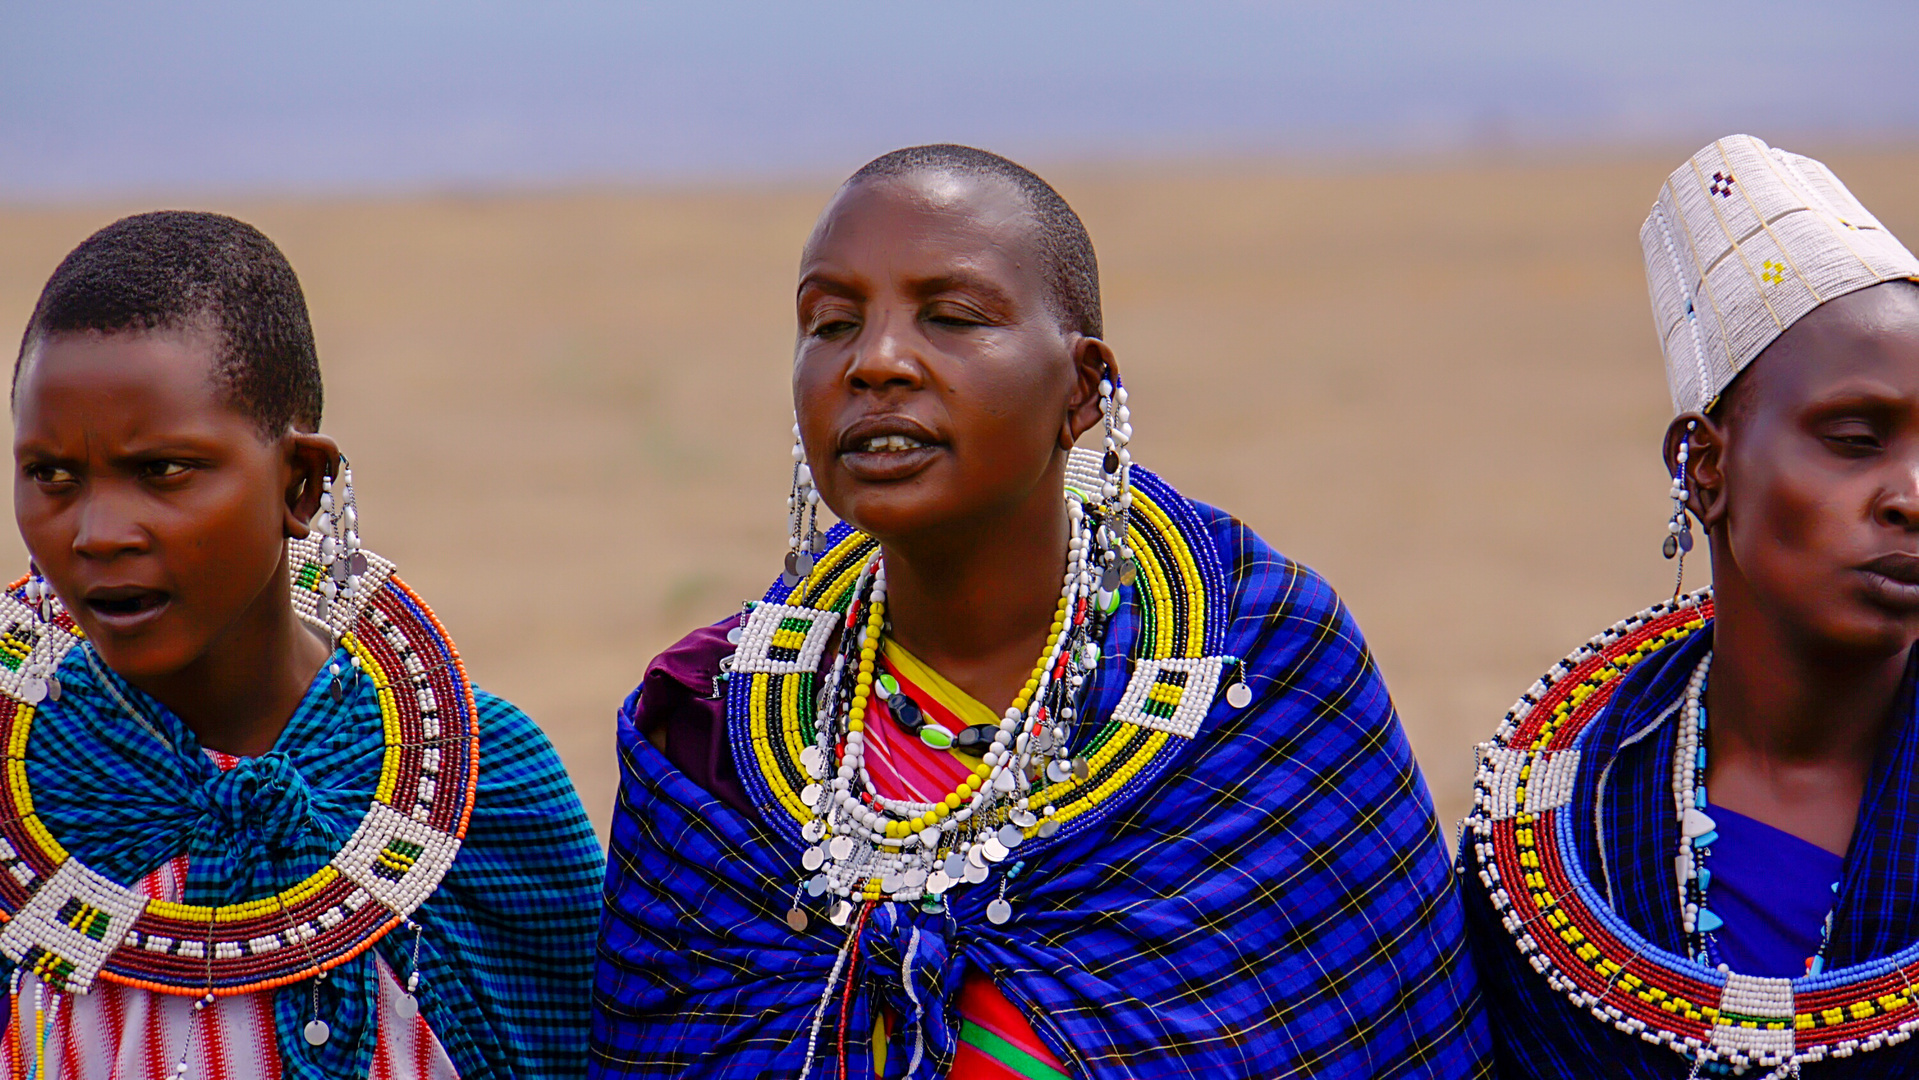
[1706,802,1843,978]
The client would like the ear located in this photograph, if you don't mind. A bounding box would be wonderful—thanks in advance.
[1061,336,1115,450]
[283,432,341,539]
[1663,412,1729,532]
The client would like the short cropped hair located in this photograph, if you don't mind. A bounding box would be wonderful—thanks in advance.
[16,211,323,435]
[849,145,1103,339]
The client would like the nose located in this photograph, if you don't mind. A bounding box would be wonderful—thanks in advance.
[71,486,151,561]
[843,307,927,394]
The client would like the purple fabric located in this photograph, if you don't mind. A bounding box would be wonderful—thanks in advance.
[1705,802,1844,979]
[628,615,755,819]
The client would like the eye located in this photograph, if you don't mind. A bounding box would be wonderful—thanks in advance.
[1821,423,1885,455]
[24,464,76,486]
[142,460,193,481]
[923,302,989,329]
[810,317,858,339]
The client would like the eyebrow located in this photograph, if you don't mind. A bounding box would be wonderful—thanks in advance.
[796,267,1020,310]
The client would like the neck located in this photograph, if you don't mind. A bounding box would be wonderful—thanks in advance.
[1706,576,1908,768]
[878,460,1071,714]
[130,559,333,757]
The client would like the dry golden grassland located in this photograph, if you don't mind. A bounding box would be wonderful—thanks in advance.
[5,147,1915,837]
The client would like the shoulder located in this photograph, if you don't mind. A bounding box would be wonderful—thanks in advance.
[1185,496,1366,658]
[466,686,595,828]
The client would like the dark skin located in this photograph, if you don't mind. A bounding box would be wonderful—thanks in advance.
[13,325,337,756]
[794,170,1110,714]
[1669,283,1919,855]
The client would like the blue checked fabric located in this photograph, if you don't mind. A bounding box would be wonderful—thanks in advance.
[1461,623,1919,1077]
[593,478,1490,1079]
[26,641,606,1080]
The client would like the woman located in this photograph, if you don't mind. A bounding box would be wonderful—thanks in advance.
[594,145,1486,1079]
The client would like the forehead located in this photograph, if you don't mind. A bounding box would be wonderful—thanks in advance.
[1740,284,1919,410]
[14,326,238,434]
[800,171,1047,297]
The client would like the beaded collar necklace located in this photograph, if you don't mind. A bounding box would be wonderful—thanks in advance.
[0,534,477,1012]
[1468,590,1919,1077]
[727,449,1243,931]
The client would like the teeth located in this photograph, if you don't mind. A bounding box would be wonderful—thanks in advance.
[861,435,926,453]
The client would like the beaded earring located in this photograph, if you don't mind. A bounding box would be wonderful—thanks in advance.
[1663,420,1697,595]
[1093,374,1136,593]
[313,457,368,627]
[784,421,826,588]
[20,563,61,704]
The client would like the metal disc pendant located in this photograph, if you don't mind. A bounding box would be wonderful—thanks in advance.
[800,783,822,808]
[20,679,46,706]
[830,900,853,927]
[785,907,810,933]
[44,678,60,703]
[783,551,802,577]
[1678,530,1694,553]
[1038,817,1060,838]
[926,870,953,894]
[331,559,350,583]
[304,1019,331,1046]
[1031,729,1054,753]
[329,676,346,704]
[997,824,1025,849]
[963,860,989,884]
[1011,809,1038,829]
[1046,759,1071,783]
[802,846,826,871]
[1662,534,1679,559]
[829,835,854,860]
[1100,564,1121,591]
[800,745,823,774]
[314,596,332,623]
[1071,758,1092,781]
[793,552,815,577]
[982,836,1009,863]
[811,532,832,554]
[349,553,370,576]
[1102,449,1120,474]
[1226,682,1253,709]
[987,898,1013,925]
[803,819,826,842]
[1119,560,1138,586]
[903,867,928,888]
[806,874,829,897]
[943,853,966,878]
[726,625,743,645]
[395,993,420,1020]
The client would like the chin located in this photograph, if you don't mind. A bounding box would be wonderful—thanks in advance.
[81,630,199,685]
[826,486,954,545]
[1799,600,1919,660]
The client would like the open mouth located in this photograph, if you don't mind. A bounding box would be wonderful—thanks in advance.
[84,587,171,626]
[837,417,945,482]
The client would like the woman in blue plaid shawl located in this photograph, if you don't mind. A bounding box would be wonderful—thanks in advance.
[4,212,604,1079]
[1461,138,1919,1077]
[592,146,1487,1079]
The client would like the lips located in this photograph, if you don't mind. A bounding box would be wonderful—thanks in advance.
[82,585,171,632]
[1858,554,1919,611]
[836,414,945,482]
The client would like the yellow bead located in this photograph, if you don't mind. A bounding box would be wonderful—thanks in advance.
[849,717,865,732]
[942,795,960,811]
[859,660,874,674]
[859,646,876,661]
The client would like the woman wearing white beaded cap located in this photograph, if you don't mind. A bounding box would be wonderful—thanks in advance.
[592,144,1488,1079]
[1461,135,1919,1077]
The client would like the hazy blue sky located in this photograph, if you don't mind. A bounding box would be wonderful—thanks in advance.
[6,1,1918,198]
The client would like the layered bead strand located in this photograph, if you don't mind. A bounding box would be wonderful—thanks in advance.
[797,487,1119,924]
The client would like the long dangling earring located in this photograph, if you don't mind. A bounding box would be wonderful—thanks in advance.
[1664,420,1697,596]
[1094,374,1137,593]
[784,421,823,588]
[19,563,60,704]
[313,457,368,622]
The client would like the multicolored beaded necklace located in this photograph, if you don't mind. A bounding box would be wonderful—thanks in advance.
[1469,589,1919,1077]
[0,533,476,1069]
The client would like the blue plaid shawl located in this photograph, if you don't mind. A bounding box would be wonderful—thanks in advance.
[25,642,605,1080]
[1461,623,1919,1077]
[594,485,1489,1078]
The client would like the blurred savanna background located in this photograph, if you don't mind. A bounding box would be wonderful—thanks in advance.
[6,2,1919,836]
